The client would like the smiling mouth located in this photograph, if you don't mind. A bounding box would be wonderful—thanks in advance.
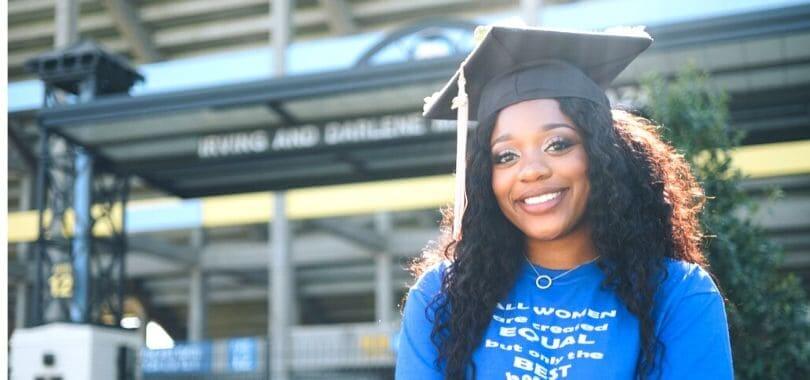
[516,189,567,214]
[523,191,563,205]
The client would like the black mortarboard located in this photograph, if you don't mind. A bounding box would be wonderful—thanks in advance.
[422,25,653,239]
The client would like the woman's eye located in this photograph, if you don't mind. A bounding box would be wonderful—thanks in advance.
[493,150,519,164]
[545,138,574,152]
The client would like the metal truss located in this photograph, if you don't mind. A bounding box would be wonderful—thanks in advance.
[32,125,130,327]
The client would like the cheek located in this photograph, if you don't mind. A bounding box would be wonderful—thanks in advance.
[565,151,590,205]
[491,170,512,208]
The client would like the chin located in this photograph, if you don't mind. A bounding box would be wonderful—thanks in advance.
[520,225,567,241]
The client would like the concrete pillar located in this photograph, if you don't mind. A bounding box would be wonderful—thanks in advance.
[55,0,80,48]
[520,0,543,27]
[188,267,207,341]
[374,212,394,324]
[270,192,292,380]
[271,0,294,76]
[188,229,207,341]
[270,1,294,378]
[15,275,28,329]
[15,176,33,329]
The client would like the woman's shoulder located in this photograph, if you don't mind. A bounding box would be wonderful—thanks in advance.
[653,260,734,377]
[409,260,451,298]
[660,258,721,296]
[654,258,724,319]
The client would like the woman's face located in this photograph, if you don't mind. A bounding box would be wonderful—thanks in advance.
[490,98,590,242]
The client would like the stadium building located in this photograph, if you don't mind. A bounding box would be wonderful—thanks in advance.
[7,0,810,378]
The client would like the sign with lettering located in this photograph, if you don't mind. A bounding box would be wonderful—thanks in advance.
[227,337,259,372]
[197,113,458,159]
[141,342,213,374]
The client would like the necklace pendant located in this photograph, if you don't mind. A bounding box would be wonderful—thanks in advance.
[535,275,553,290]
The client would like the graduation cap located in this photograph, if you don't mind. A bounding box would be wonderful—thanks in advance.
[422,25,653,239]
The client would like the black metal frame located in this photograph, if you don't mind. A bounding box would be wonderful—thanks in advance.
[33,127,76,324]
[32,125,131,326]
[30,42,137,326]
[90,172,130,325]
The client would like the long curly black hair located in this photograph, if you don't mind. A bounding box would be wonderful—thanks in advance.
[410,97,708,379]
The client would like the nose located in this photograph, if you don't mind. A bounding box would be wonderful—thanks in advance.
[517,157,552,182]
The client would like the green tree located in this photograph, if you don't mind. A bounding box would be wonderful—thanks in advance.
[641,67,810,378]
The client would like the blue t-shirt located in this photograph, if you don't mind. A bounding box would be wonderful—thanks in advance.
[395,258,733,379]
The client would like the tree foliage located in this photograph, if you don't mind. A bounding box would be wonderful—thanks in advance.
[639,67,810,378]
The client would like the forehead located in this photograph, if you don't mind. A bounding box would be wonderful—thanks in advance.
[491,99,577,140]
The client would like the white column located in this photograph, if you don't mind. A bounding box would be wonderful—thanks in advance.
[270,192,292,380]
[374,212,394,324]
[269,1,294,378]
[271,0,294,76]
[520,0,543,27]
[188,229,207,341]
[55,0,80,48]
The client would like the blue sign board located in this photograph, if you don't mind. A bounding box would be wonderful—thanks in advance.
[142,342,213,374]
[227,337,259,372]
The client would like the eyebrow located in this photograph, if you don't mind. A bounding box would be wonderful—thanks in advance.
[490,123,576,145]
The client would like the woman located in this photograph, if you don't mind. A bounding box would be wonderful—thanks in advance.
[395,26,733,379]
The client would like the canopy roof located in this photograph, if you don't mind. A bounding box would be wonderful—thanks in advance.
[39,54,465,197]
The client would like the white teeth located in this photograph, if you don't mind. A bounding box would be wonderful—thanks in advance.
[524,191,562,205]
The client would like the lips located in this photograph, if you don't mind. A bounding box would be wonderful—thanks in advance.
[524,191,563,205]
[515,188,568,215]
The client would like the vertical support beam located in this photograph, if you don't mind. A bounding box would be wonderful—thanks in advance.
[42,0,79,324]
[374,212,394,324]
[289,251,299,325]
[78,76,97,103]
[188,228,207,341]
[188,268,207,340]
[15,176,33,329]
[33,128,49,326]
[319,0,356,35]
[67,27,98,320]
[270,1,294,378]
[40,0,79,324]
[117,177,130,324]
[270,192,292,380]
[15,266,29,328]
[520,0,543,27]
[100,0,161,62]
[69,148,93,323]
[55,0,80,48]
[271,0,294,76]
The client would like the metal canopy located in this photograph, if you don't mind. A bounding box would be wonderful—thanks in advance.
[37,54,464,198]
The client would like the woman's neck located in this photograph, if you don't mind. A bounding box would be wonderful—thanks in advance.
[525,223,597,270]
